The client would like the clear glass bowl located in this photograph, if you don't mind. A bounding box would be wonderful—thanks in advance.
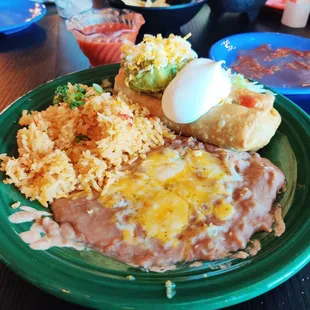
[66,8,145,66]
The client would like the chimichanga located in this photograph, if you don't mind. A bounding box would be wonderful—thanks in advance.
[114,71,281,152]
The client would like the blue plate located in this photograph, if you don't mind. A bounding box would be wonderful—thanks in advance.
[0,0,46,35]
[286,94,310,115]
[209,32,310,97]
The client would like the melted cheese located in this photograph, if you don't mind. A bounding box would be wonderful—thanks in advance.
[213,202,235,221]
[139,191,189,242]
[99,147,237,244]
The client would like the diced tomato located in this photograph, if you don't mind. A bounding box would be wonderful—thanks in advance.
[238,94,257,108]
[119,113,133,121]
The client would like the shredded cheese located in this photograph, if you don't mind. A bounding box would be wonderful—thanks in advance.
[121,33,197,76]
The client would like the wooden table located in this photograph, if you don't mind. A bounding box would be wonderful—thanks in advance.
[0,2,309,310]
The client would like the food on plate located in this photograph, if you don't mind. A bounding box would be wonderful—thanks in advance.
[115,35,281,152]
[0,83,174,207]
[0,35,287,271]
[231,44,310,88]
[121,33,197,97]
[51,137,285,269]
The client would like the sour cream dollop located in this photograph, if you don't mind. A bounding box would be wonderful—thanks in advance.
[162,58,232,124]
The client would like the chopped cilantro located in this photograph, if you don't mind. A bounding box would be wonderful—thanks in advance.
[52,84,88,109]
[75,134,91,143]
[72,91,84,101]
[74,84,87,94]
[70,100,85,109]
[69,85,87,109]
[52,85,69,105]
[55,85,69,98]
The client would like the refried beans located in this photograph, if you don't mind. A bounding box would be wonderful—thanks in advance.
[52,138,285,269]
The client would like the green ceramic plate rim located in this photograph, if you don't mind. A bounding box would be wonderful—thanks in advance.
[0,64,309,310]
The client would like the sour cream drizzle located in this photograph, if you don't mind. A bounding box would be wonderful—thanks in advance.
[9,206,84,251]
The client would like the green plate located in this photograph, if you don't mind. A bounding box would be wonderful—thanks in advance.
[0,64,309,310]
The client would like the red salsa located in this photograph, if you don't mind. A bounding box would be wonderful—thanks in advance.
[231,44,310,88]
[76,23,140,67]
